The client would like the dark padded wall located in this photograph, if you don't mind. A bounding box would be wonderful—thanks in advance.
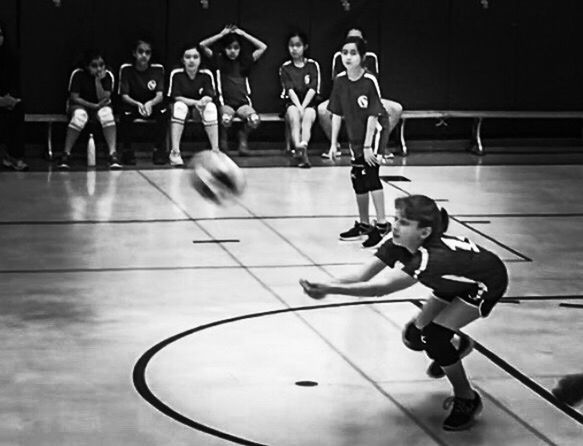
[14,0,583,117]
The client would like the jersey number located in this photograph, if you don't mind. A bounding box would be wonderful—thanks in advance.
[442,236,480,253]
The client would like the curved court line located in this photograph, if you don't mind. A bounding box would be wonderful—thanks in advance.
[133,298,423,446]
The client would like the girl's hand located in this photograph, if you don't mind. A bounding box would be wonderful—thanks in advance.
[143,101,153,117]
[221,25,233,35]
[199,96,212,106]
[299,279,328,300]
[363,148,379,166]
[231,25,243,35]
[138,103,148,117]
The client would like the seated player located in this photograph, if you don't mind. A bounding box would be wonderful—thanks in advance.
[58,49,121,170]
[318,28,403,159]
[167,43,219,167]
[200,25,267,156]
[300,194,509,431]
[118,38,167,165]
[279,31,321,168]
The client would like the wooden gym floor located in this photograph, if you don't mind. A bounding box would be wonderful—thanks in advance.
[1,151,582,445]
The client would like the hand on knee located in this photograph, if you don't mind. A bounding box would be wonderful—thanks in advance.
[422,323,459,367]
[247,114,260,129]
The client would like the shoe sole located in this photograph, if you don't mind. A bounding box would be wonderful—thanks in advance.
[339,235,366,241]
[427,335,475,379]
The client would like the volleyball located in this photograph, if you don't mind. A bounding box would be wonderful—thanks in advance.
[189,150,246,205]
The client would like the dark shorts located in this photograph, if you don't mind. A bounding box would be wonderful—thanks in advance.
[434,263,509,318]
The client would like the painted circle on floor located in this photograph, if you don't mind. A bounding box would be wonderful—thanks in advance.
[133,298,419,446]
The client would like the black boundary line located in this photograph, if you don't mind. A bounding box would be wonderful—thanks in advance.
[135,170,449,446]
[192,239,240,244]
[410,300,583,427]
[133,298,451,446]
[0,262,366,275]
[2,212,582,226]
[383,181,532,262]
[506,295,583,302]
[558,303,583,309]
[472,384,559,446]
[458,220,491,224]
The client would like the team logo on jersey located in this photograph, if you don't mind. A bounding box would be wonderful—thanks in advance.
[198,87,204,95]
[147,80,157,91]
[357,95,369,109]
[304,74,310,85]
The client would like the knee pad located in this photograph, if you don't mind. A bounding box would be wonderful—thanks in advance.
[221,113,233,128]
[97,106,115,128]
[247,113,260,129]
[351,164,381,194]
[69,108,88,131]
[422,323,459,367]
[172,101,188,123]
[202,102,218,126]
[402,320,424,351]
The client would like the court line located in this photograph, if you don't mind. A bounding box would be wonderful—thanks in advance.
[192,239,240,244]
[0,262,364,275]
[383,181,532,262]
[135,170,449,445]
[133,298,450,446]
[558,303,583,309]
[410,301,583,427]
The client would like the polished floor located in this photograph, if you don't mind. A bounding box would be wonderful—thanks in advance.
[1,156,582,445]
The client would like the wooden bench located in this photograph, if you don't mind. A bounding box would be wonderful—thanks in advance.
[26,111,583,159]
[399,110,583,156]
[25,113,284,159]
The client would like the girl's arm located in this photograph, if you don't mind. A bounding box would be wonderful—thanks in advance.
[69,92,100,110]
[200,26,233,58]
[330,113,342,149]
[363,115,380,166]
[174,96,198,107]
[287,89,303,110]
[334,256,388,284]
[146,91,164,108]
[300,267,417,300]
[232,27,267,61]
[300,89,316,108]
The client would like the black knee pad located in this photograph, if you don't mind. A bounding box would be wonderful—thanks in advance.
[422,323,459,367]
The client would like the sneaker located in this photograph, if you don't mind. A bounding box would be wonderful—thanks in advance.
[152,149,167,165]
[121,151,136,165]
[362,222,391,248]
[169,149,184,167]
[552,374,583,407]
[109,152,123,170]
[2,157,29,171]
[57,153,71,170]
[427,332,475,379]
[442,390,483,431]
[339,221,371,241]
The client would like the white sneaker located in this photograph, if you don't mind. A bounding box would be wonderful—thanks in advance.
[169,150,184,167]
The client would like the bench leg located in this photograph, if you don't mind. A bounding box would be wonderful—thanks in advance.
[47,122,54,160]
[471,118,484,156]
[399,119,408,156]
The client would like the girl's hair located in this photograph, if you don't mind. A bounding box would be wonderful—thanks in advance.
[133,38,153,51]
[80,49,105,69]
[394,195,449,242]
[221,33,241,49]
[179,42,201,61]
[342,36,367,64]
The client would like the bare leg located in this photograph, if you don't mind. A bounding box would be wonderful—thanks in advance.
[370,188,387,224]
[286,106,302,149]
[300,108,316,145]
[102,125,117,155]
[63,127,82,155]
[170,121,185,152]
[204,123,219,151]
[356,193,370,225]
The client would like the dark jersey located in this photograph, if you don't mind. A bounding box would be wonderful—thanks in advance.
[118,64,164,103]
[68,68,114,103]
[279,59,321,102]
[375,234,508,302]
[214,53,254,108]
[168,68,216,100]
[328,71,386,156]
[0,48,20,96]
[332,51,379,78]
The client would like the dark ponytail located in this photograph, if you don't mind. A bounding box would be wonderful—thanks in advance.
[439,207,449,234]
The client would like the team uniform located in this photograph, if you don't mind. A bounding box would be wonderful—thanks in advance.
[213,53,258,123]
[67,68,116,130]
[279,58,321,113]
[328,70,389,194]
[376,234,509,317]
[168,68,217,126]
[118,64,167,156]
